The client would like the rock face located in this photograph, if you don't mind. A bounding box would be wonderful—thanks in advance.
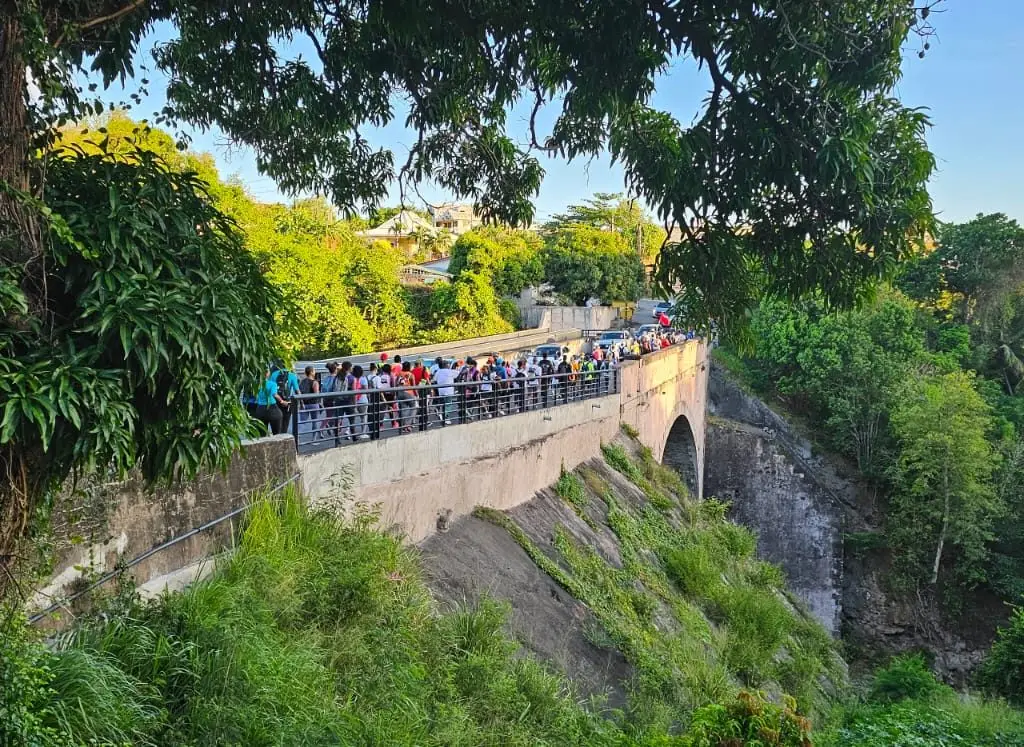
[704,419,844,635]
[704,365,850,636]
[704,363,1006,684]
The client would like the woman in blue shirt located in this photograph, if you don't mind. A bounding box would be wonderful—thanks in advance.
[255,368,288,435]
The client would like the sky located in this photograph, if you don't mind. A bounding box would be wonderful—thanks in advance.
[92,1,1022,225]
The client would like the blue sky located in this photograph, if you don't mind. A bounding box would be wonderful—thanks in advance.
[96,2,1021,224]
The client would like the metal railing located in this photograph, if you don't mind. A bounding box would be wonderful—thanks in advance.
[290,367,620,454]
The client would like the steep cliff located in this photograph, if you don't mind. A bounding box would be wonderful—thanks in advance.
[704,363,1004,683]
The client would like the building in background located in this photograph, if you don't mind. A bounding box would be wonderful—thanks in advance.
[429,203,482,236]
[359,210,437,257]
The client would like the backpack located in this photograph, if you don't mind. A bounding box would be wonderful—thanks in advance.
[556,361,571,376]
[275,369,290,399]
[539,359,554,377]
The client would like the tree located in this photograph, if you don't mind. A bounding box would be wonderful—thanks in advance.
[978,605,1024,706]
[543,226,644,305]
[546,193,666,263]
[888,372,1003,587]
[749,292,928,479]
[448,228,544,297]
[899,214,1024,392]
[6,1,935,330]
[421,271,514,342]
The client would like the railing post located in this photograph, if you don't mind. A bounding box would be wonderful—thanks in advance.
[370,390,381,440]
[418,386,429,431]
[292,400,300,450]
[458,385,467,424]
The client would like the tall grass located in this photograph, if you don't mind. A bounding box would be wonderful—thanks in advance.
[41,490,624,746]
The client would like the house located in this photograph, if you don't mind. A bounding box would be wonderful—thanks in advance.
[398,264,453,286]
[429,203,482,236]
[359,210,436,257]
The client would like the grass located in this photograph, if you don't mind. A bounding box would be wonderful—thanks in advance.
[34,491,626,746]
[476,435,845,735]
[819,654,1024,746]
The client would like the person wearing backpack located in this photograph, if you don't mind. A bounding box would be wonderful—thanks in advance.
[556,357,573,404]
[297,366,324,444]
[395,361,418,433]
[273,365,300,434]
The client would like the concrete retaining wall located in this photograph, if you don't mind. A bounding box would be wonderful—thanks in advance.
[34,436,297,620]
[520,305,619,332]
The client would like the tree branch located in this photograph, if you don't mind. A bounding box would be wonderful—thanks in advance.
[54,0,149,48]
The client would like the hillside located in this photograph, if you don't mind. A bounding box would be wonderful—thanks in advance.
[422,431,845,729]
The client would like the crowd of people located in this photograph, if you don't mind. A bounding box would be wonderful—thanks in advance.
[247,326,696,444]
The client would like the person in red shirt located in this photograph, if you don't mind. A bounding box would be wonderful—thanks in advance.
[660,336,670,349]
[412,359,428,384]
[658,311,671,328]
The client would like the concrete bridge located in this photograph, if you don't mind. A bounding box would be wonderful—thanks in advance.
[299,340,709,542]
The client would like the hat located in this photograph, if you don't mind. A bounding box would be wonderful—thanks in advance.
[380,353,389,361]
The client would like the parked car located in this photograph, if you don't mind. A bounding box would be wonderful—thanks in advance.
[595,330,630,350]
[635,324,660,337]
[652,301,672,319]
[532,344,564,361]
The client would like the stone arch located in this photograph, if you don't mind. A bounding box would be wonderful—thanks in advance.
[663,414,700,498]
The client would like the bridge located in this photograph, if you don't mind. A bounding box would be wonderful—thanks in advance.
[33,339,708,622]
[299,340,708,542]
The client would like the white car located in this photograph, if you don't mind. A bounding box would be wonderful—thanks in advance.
[652,301,672,319]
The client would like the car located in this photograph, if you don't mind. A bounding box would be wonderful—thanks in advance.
[635,324,660,337]
[595,330,630,350]
[532,344,564,361]
[652,301,672,319]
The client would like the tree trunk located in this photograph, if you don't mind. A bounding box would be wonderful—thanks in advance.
[0,7,46,602]
[0,7,44,296]
[931,462,951,585]
[0,9,29,192]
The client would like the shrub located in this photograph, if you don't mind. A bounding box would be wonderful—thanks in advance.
[682,691,812,747]
[0,615,57,746]
[979,606,1024,706]
[868,653,946,704]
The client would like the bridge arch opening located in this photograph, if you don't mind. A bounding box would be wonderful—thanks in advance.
[663,415,699,498]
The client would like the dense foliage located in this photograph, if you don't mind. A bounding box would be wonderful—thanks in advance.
[1,438,846,745]
[979,607,1024,706]
[0,144,279,595]
[730,213,1024,597]
[821,654,1024,746]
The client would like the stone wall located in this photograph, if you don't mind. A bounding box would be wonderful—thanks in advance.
[704,365,845,634]
[34,436,297,621]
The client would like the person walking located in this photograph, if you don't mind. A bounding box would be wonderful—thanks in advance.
[297,366,323,444]
[433,359,458,424]
[254,368,288,435]
[348,365,370,440]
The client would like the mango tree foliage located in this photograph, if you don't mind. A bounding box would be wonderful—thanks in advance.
[889,372,1002,587]
[543,226,645,306]
[447,228,544,297]
[9,0,936,331]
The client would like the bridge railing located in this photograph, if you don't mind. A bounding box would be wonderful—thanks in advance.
[289,368,620,454]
